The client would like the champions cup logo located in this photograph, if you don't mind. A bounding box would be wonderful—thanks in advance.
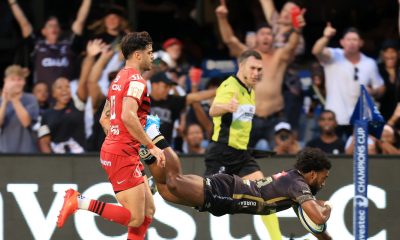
[354,195,369,208]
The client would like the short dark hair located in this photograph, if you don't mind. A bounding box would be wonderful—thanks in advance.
[41,16,59,29]
[342,27,362,39]
[319,110,336,120]
[238,49,262,64]
[255,22,272,33]
[120,31,153,60]
[294,147,331,173]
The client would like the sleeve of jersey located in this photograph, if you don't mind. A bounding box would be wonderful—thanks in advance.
[213,83,235,104]
[289,181,315,204]
[124,79,147,105]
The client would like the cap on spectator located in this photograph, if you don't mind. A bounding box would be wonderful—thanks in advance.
[274,122,292,133]
[381,39,399,51]
[162,38,183,50]
[4,65,29,78]
[150,72,174,85]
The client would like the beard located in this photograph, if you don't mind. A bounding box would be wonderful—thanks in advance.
[310,184,319,195]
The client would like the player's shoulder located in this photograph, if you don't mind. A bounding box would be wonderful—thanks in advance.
[124,68,145,82]
[218,76,239,90]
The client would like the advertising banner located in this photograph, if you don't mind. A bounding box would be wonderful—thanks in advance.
[0,154,398,239]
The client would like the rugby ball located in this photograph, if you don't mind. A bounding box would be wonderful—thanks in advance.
[297,205,327,234]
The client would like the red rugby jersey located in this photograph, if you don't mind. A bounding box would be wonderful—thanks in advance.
[101,68,150,156]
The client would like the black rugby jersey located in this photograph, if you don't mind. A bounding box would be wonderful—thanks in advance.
[200,169,315,216]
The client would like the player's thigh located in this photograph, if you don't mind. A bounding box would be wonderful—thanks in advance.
[169,174,204,207]
[116,183,146,222]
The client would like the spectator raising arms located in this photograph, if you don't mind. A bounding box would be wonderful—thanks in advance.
[8,0,92,91]
[258,0,305,54]
[0,65,39,153]
[215,0,306,149]
[312,23,385,140]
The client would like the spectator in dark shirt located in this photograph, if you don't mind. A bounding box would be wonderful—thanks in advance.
[377,40,400,121]
[38,78,86,153]
[149,72,216,146]
[307,110,345,154]
[36,45,94,155]
[8,0,92,90]
[32,82,50,114]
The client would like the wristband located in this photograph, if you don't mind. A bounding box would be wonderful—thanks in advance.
[146,142,155,149]
[153,135,170,150]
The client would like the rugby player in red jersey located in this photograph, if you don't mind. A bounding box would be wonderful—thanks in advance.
[56,31,165,240]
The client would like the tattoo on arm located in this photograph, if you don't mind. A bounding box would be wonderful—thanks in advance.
[100,100,110,135]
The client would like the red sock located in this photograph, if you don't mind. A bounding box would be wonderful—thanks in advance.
[127,216,153,240]
[88,200,131,226]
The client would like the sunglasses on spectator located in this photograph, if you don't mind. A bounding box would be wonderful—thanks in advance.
[354,67,359,81]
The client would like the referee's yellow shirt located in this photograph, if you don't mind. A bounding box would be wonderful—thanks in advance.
[211,76,255,150]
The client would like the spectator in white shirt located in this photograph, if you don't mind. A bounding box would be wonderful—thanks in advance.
[312,23,385,140]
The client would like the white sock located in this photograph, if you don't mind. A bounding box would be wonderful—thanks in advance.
[77,194,90,210]
[146,124,160,140]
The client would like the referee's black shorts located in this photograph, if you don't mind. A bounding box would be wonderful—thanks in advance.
[204,141,260,177]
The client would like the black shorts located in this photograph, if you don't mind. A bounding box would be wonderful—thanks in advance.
[197,173,275,216]
[204,142,260,177]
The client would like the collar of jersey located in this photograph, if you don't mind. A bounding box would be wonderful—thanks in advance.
[232,75,252,94]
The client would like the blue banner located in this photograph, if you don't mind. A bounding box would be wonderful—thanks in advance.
[350,85,385,138]
[353,120,369,240]
[350,85,384,239]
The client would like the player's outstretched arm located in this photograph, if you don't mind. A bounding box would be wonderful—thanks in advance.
[301,199,331,225]
[293,200,332,240]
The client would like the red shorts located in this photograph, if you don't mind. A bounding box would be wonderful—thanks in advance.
[100,150,145,192]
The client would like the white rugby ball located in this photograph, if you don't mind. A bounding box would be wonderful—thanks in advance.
[297,205,327,234]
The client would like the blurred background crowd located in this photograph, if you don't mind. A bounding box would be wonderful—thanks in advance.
[1,0,400,155]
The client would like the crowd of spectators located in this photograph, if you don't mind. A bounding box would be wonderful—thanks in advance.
[1,0,400,156]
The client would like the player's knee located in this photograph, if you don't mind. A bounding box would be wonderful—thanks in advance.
[127,214,145,227]
[146,203,156,217]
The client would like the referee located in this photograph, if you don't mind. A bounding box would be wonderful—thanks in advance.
[205,49,282,239]
[205,49,263,178]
